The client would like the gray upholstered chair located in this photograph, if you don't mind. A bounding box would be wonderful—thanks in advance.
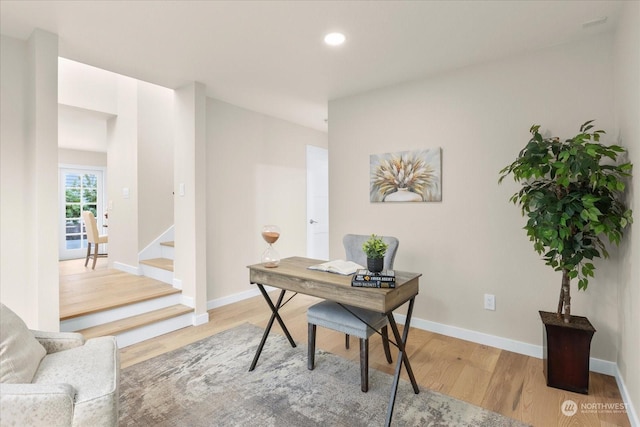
[342,234,398,271]
[307,234,399,392]
[0,303,120,426]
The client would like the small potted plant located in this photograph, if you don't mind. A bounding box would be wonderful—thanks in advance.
[499,120,633,393]
[362,234,388,273]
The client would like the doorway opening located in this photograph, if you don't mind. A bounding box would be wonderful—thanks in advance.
[306,145,329,259]
[59,166,106,260]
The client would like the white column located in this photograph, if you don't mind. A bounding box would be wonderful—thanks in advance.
[27,29,59,330]
[174,82,208,324]
[106,76,139,269]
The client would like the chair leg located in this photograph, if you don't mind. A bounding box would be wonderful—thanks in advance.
[345,333,350,349]
[92,243,99,269]
[84,243,92,267]
[381,326,393,364]
[360,338,369,392]
[308,323,316,370]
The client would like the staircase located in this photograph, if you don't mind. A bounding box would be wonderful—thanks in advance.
[60,234,194,348]
[139,241,175,286]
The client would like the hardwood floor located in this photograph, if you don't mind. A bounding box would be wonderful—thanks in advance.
[59,258,179,320]
[60,259,631,427]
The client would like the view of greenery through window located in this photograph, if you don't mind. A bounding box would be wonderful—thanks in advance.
[65,173,98,249]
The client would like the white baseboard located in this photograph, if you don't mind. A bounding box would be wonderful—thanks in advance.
[615,365,639,427]
[173,295,207,325]
[405,315,542,357]
[192,312,209,326]
[113,261,141,276]
[395,313,635,425]
[206,286,274,310]
[394,314,617,376]
[589,358,618,377]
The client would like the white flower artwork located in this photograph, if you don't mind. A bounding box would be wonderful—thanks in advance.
[370,148,442,202]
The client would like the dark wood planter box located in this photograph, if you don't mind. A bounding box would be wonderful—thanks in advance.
[540,310,595,394]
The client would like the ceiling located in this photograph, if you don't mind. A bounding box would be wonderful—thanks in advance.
[0,1,624,132]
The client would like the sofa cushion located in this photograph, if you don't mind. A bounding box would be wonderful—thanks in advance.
[0,303,47,384]
[32,336,119,426]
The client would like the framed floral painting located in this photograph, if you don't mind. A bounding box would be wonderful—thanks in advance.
[370,148,442,202]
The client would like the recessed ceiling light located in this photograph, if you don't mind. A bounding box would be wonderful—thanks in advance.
[324,32,346,46]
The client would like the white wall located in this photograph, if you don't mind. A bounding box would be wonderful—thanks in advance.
[107,76,139,268]
[0,35,30,323]
[329,33,621,362]
[613,0,640,421]
[28,30,60,330]
[174,82,207,317]
[138,81,174,249]
[58,57,117,115]
[206,98,327,300]
[0,31,59,329]
[58,148,107,167]
[58,105,110,152]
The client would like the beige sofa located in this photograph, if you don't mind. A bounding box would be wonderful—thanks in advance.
[0,303,119,426]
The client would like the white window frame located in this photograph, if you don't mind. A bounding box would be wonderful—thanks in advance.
[59,164,107,260]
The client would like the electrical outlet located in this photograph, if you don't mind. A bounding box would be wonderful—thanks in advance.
[484,294,496,311]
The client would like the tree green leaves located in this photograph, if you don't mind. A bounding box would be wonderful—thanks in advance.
[499,121,633,294]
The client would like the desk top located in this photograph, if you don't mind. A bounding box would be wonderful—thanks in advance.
[248,256,421,313]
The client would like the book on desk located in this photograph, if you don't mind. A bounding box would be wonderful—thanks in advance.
[351,269,396,288]
[307,259,364,275]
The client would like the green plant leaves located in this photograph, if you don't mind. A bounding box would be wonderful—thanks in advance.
[498,120,633,293]
[362,234,388,259]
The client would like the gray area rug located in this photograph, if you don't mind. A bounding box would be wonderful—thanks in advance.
[120,323,528,427]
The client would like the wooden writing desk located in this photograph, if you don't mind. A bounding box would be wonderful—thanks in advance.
[247,256,422,426]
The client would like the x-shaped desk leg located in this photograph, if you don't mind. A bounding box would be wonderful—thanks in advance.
[249,284,297,371]
[385,296,419,427]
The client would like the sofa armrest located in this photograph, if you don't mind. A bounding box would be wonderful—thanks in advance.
[31,330,86,354]
[0,383,75,426]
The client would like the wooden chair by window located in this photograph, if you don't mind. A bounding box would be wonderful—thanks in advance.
[307,234,399,392]
[82,211,108,270]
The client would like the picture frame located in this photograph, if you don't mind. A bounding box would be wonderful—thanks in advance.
[370,148,442,202]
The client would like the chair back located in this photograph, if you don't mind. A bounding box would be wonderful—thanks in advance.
[82,211,99,244]
[342,234,399,270]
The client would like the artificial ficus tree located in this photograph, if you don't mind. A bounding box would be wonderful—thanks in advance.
[499,121,633,323]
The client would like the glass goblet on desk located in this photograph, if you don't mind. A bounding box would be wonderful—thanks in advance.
[261,225,281,268]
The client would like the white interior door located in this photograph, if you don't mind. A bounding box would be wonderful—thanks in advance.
[306,145,329,259]
[59,166,106,260]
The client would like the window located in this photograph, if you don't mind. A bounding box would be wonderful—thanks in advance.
[59,167,105,259]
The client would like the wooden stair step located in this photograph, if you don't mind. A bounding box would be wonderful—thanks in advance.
[140,257,174,272]
[160,241,174,247]
[60,273,181,320]
[78,304,192,339]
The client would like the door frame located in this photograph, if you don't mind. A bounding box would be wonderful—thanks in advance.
[59,164,107,260]
[306,145,329,259]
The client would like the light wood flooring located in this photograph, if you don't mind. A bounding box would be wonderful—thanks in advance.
[60,259,631,427]
[60,258,179,320]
